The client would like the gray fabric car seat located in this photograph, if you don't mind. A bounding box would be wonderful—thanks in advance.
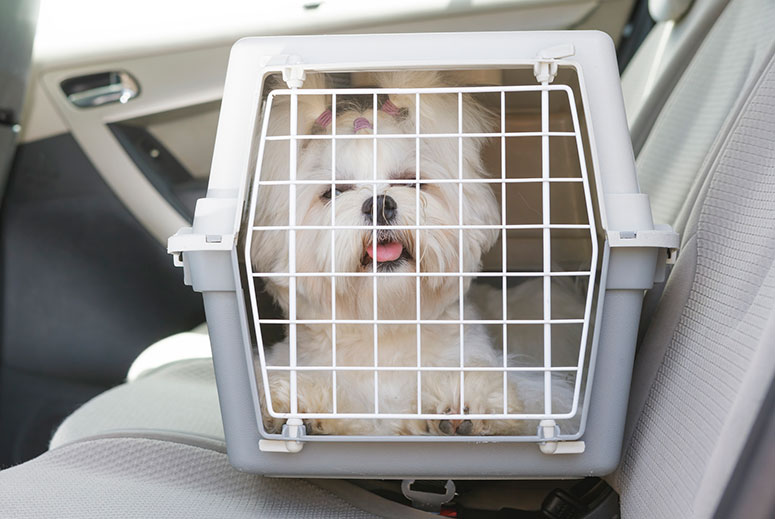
[636,0,775,227]
[0,436,436,519]
[633,0,775,332]
[612,47,775,518]
[622,0,731,153]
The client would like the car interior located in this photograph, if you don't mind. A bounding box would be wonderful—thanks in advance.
[0,0,773,517]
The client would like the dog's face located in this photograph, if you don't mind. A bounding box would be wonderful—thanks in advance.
[252,79,500,321]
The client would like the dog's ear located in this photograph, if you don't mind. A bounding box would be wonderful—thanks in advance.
[297,73,332,136]
[373,71,444,123]
[372,72,497,154]
[262,73,332,137]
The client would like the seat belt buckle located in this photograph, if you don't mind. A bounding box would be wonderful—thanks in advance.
[542,488,589,519]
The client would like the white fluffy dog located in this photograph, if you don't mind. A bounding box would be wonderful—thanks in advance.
[251,72,574,436]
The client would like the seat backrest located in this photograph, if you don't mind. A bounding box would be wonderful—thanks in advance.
[633,0,775,228]
[622,0,731,153]
[613,42,775,518]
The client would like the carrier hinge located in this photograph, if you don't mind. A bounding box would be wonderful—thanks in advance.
[533,44,576,83]
[264,54,307,88]
[258,418,306,453]
[275,55,306,89]
[538,419,585,455]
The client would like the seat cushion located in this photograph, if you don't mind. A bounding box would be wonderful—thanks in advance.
[50,359,223,449]
[126,323,211,382]
[0,437,435,519]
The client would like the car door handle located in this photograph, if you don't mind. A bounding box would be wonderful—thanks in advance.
[61,71,140,108]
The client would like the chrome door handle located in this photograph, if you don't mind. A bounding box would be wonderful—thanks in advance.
[61,71,140,108]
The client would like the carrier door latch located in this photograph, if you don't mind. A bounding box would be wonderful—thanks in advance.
[607,224,680,252]
[533,44,576,83]
[608,224,680,283]
[605,194,681,284]
[167,227,235,267]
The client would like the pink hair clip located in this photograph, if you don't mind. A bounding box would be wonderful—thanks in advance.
[353,117,373,133]
[315,99,402,133]
[315,109,332,128]
[381,98,401,117]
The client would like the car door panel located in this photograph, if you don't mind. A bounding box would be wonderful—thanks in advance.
[37,45,229,242]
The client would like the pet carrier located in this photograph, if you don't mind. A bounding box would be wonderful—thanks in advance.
[168,32,678,478]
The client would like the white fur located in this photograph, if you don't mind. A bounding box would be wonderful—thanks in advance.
[468,277,587,433]
[251,72,576,436]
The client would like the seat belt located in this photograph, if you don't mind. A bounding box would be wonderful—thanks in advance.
[636,263,673,347]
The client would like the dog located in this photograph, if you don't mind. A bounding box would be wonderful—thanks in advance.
[250,71,573,436]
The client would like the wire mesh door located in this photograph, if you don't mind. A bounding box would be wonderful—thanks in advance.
[244,79,599,440]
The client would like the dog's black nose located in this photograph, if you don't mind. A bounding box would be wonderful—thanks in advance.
[362,195,397,225]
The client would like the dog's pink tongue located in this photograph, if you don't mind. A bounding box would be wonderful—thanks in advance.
[366,242,403,262]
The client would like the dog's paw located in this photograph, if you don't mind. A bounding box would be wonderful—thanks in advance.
[426,391,526,436]
[427,405,481,436]
[261,375,291,434]
[261,411,287,434]
[302,418,327,434]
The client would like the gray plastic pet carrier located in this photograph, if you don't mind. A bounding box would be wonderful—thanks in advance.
[168,31,678,478]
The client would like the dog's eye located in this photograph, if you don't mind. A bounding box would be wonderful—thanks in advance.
[321,188,341,200]
[321,184,353,200]
[391,180,423,189]
[391,171,423,190]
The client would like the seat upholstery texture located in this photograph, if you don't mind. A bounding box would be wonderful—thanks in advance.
[636,0,775,227]
[613,50,775,518]
[0,437,435,519]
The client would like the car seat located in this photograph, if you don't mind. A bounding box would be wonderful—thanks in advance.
[623,0,731,154]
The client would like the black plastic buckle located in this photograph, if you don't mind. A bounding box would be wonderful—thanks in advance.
[542,479,620,519]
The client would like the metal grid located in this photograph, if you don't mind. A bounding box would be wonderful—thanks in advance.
[244,82,599,429]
